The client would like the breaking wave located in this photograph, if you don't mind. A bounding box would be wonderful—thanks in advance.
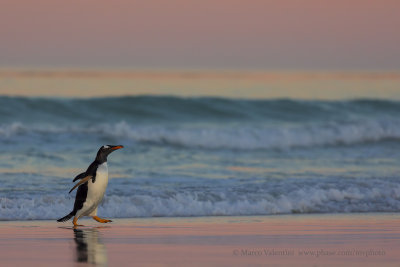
[1,118,400,150]
[1,177,400,220]
[2,96,400,150]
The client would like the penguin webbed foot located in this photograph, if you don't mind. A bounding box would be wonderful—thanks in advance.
[73,217,84,227]
[93,216,113,223]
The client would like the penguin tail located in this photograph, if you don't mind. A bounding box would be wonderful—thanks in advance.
[57,211,74,222]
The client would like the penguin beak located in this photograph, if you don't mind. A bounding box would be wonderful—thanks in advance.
[111,145,124,150]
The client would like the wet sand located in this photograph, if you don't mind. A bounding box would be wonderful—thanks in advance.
[0,213,399,266]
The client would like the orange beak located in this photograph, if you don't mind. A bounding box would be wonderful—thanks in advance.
[112,145,124,150]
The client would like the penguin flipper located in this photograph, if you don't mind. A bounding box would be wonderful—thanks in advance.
[72,172,87,182]
[69,175,93,194]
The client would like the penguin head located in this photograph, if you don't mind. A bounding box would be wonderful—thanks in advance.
[95,145,123,162]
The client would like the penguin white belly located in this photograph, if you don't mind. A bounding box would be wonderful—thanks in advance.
[79,163,109,217]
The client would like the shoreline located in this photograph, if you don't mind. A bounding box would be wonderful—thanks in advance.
[0,210,399,222]
[1,213,399,266]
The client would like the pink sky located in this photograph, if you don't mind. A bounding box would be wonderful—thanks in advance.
[0,0,399,69]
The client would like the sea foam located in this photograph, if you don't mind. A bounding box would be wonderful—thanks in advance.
[2,118,400,150]
[1,177,399,220]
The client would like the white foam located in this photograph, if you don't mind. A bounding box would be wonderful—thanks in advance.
[0,122,25,137]
[2,179,400,220]
[2,118,400,150]
[88,119,400,149]
[4,119,400,149]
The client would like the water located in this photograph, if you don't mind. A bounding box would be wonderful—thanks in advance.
[1,96,400,220]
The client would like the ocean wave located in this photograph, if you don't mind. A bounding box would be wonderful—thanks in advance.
[1,177,400,220]
[1,96,400,123]
[2,118,400,150]
[109,119,400,149]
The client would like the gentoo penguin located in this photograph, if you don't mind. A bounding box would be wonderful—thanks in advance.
[57,145,123,227]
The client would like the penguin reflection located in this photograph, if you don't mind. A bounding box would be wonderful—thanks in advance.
[73,228,108,266]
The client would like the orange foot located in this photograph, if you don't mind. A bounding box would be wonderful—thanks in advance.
[92,216,113,223]
[73,217,84,227]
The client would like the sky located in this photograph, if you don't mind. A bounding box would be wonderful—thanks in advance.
[0,0,399,70]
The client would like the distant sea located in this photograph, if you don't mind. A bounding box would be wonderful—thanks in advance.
[1,71,400,220]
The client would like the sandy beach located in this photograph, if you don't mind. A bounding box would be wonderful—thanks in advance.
[0,213,398,266]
